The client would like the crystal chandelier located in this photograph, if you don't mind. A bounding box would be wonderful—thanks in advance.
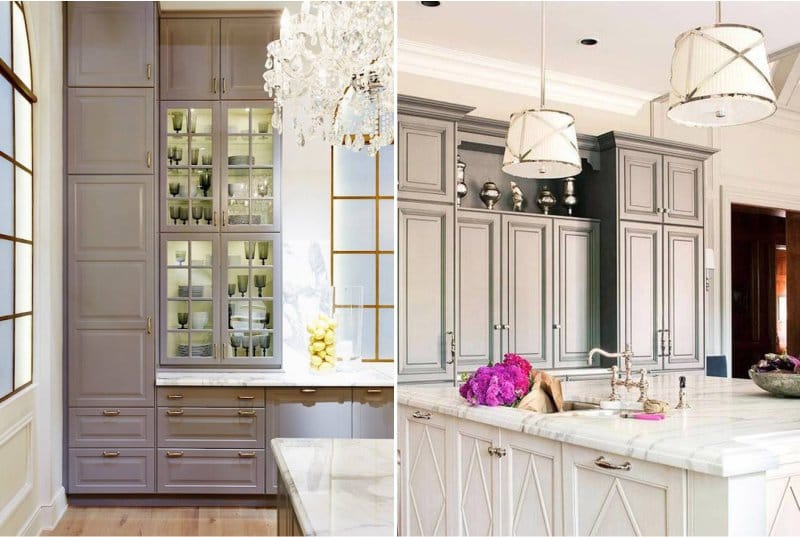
[263,1,394,155]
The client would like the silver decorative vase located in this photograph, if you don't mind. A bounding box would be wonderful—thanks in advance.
[456,155,468,206]
[479,181,501,210]
[536,186,557,215]
[562,178,577,215]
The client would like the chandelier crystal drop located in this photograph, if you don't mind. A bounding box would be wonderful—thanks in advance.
[263,1,395,155]
[502,1,581,179]
[667,1,776,127]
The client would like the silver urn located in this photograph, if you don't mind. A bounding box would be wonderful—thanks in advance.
[536,186,557,214]
[479,181,501,210]
[562,178,578,215]
[456,155,468,206]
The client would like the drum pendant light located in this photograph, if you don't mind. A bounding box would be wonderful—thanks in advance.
[668,1,776,127]
[502,2,581,179]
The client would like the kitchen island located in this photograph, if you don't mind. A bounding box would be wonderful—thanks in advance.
[273,438,394,536]
[398,373,800,536]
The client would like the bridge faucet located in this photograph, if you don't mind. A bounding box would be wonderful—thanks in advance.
[587,345,646,401]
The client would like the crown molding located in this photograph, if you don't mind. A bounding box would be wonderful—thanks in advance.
[399,39,658,117]
[457,114,600,152]
[397,95,475,121]
[598,131,719,158]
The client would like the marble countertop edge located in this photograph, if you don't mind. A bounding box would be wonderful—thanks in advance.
[156,363,395,387]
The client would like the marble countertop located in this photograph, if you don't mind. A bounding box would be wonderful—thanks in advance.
[399,373,800,477]
[271,438,393,536]
[156,362,394,387]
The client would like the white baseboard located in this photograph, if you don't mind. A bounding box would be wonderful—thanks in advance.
[21,487,67,536]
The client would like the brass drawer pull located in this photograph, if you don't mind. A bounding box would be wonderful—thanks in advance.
[594,456,631,471]
[102,450,120,457]
[166,451,184,458]
[146,316,152,335]
[412,410,431,420]
[488,446,507,458]
[166,409,184,416]
[166,394,184,400]
[237,395,255,400]
[366,389,382,394]
[238,451,256,458]
[300,389,317,394]
[237,409,256,417]
[222,77,227,93]
[102,410,120,416]
[212,77,217,94]
[146,151,152,168]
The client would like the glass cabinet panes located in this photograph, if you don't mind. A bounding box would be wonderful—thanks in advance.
[163,238,216,364]
[223,105,278,230]
[223,236,279,366]
[165,106,215,230]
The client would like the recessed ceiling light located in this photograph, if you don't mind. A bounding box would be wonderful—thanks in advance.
[419,1,441,6]
[579,38,599,46]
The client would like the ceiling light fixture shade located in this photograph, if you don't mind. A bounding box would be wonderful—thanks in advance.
[502,109,581,178]
[502,1,581,179]
[668,3,776,127]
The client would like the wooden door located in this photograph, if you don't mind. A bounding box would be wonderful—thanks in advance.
[456,211,501,372]
[553,220,599,368]
[160,18,220,100]
[618,149,662,223]
[664,156,703,227]
[398,115,455,202]
[398,201,454,382]
[67,88,154,174]
[265,388,353,494]
[503,215,552,368]
[67,1,155,87]
[398,406,451,536]
[619,221,663,368]
[67,175,155,406]
[500,430,563,536]
[663,226,704,369]
[220,17,278,100]
[454,420,501,536]
[352,387,394,439]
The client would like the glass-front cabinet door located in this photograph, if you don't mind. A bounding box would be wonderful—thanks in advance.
[162,103,219,231]
[222,104,281,232]
[221,235,281,367]
[161,236,219,365]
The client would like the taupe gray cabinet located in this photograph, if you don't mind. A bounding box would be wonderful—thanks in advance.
[159,15,278,101]
[398,115,455,203]
[67,1,155,87]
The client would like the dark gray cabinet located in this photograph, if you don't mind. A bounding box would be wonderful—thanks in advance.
[663,226,704,369]
[664,157,704,227]
[67,2,155,87]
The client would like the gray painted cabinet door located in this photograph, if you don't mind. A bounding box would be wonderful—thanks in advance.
[67,88,154,174]
[220,18,278,100]
[663,157,704,227]
[619,221,663,368]
[352,388,394,439]
[69,448,155,493]
[398,201,454,382]
[553,220,599,368]
[67,2,155,87]
[456,211,501,370]
[398,115,455,202]
[160,18,220,100]
[503,215,552,368]
[618,149,663,224]
[663,226,704,369]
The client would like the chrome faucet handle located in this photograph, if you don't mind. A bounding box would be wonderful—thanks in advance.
[637,369,649,402]
[609,366,621,401]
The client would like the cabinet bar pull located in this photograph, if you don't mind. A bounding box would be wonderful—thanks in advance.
[237,409,256,417]
[213,344,217,360]
[488,446,507,457]
[166,451,184,458]
[102,450,120,457]
[166,394,184,400]
[300,388,317,393]
[213,211,217,226]
[146,151,152,168]
[237,395,255,400]
[166,409,184,416]
[446,330,455,364]
[594,456,631,471]
[146,63,152,80]
[212,77,217,94]
[102,410,120,416]
[366,389,382,394]
[221,210,226,227]
[146,316,152,335]
[238,451,256,458]
[411,410,431,420]
[222,77,227,93]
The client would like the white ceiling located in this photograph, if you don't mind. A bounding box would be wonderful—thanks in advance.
[398,1,800,95]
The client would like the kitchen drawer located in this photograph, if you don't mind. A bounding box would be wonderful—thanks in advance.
[157,407,265,448]
[69,448,155,493]
[562,444,685,536]
[157,387,264,407]
[157,448,265,494]
[69,408,154,448]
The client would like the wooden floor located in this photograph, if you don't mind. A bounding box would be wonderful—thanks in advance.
[43,507,276,536]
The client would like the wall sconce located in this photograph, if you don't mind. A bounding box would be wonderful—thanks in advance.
[704,248,716,292]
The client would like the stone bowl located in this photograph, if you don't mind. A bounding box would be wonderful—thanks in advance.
[749,368,800,398]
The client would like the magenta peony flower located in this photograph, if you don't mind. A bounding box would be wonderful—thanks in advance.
[459,355,533,407]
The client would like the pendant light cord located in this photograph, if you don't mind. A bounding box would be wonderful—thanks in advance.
[540,1,546,108]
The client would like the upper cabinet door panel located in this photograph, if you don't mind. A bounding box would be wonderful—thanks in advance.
[67,88,154,174]
[664,156,704,227]
[664,226,703,369]
[220,18,277,100]
[398,115,454,202]
[160,19,220,100]
[618,149,663,223]
[67,2,155,87]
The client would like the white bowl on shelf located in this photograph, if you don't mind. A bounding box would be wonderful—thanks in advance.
[192,312,209,329]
